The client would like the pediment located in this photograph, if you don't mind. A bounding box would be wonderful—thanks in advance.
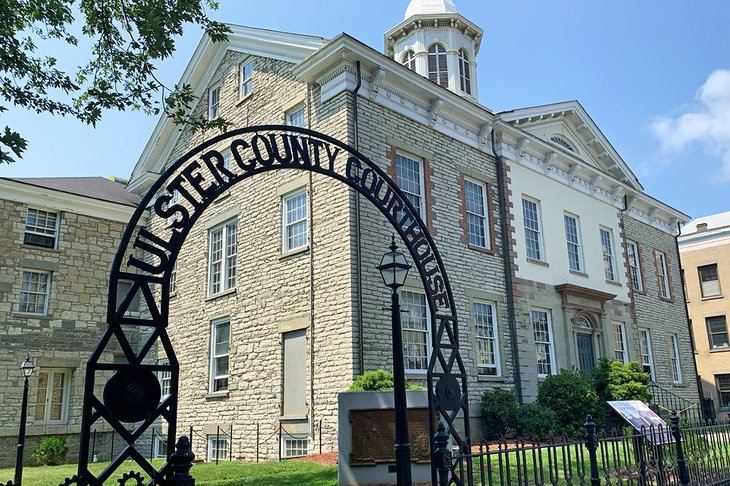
[500,101,642,191]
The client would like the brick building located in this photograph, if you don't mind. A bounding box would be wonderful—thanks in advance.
[0,177,141,466]
[123,0,698,462]
[679,211,730,419]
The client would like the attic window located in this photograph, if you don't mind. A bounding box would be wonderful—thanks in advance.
[550,135,575,152]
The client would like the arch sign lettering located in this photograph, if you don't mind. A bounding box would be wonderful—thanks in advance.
[74,126,472,485]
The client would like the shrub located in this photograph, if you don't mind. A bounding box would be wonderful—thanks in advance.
[347,369,422,391]
[481,388,519,438]
[515,404,557,439]
[537,369,600,435]
[593,358,651,403]
[33,436,68,466]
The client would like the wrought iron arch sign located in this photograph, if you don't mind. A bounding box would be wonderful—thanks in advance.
[76,126,471,485]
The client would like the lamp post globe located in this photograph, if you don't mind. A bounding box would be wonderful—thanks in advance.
[15,354,34,486]
[378,236,413,486]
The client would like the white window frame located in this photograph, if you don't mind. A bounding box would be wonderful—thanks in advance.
[158,359,171,399]
[464,178,490,249]
[395,151,426,222]
[473,301,500,376]
[238,60,254,100]
[532,308,555,377]
[427,43,448,87]
[698,263,721,298]
[285,104,305,128]
[209,318,230,393]
[24,208,59,249]
[639,329,655,380]
[117,279,141,314]
[613,322,628,363]
[657,251,671,299]
[706,315,729,349]
[170,262,177,295]
[401,289,432,373]
[153,436,168,459]
[600,227,617,281]
[626,240,643,292]
[402,49,416,71]
[458,49,471,94]
[208,84,221,120]
[282,188,308,253]
[207,434,230,462]
[563,213,584,272]
[207,219,237,296]
[522,197,544,261]
[716,374,730,410]
[281,434,308,458]
[669,334,682,384]
[19,269,51,315]
[33,368,71,424]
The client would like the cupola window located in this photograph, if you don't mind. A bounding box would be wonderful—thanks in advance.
[458,49,471,94]
[428,43,448,88]
[402,50,416,71]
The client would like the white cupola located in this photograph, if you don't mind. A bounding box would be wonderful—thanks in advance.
[385,0,483,101]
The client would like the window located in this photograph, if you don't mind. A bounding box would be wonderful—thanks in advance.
[208,220,237,296]
[158,360,171,398]
[401,290,431,372]
[210,318,230,393]
[522,197,543,261]
[286,104,305,128]
[282,189,308,252]
[281,435,308,458]
[170,262,177,295]
[458,49,471,94]
[24,208,58,248]
[402,49,416,71]
[613,322,628,363]
[716,374,730,409]
[19,270,51,315]
[549,135,575,152]
[153,436,168,459]
[427,43,448,87]
[464,179,489,248]
[239,60,253,99]
[473,301,499,376]
[639,329,654,380]
[657,251,671,299]
[564,213,583,272]
[600,227,617,281]
[706,316,729,349]
[207,435,229,462]
[532,309,555,376]
[208,84,221,120]
[669,334,682,384]
[34,369,70,424]
[395,152,425,221]
[167,190,180,227]
[698,264,721,298]
[626,240,643,292]
[282,330,307,417]
[117,280,141,313]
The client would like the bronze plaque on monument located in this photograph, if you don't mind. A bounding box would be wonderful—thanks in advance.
[349,408,433,465]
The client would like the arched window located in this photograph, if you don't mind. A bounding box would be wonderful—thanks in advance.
[402,50,416,71]
[428,43,448,88]
[550,135,575,152]
[458,49,471,94]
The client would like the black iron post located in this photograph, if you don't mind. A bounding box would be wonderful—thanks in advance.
[170,436,195,486]
[14,355,34,486]
[378,237,413,486]
[434,422,452,486]
[584,414,600,486]
[670,411,690,486]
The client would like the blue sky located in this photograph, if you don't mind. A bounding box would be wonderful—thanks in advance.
[4,0,730,220]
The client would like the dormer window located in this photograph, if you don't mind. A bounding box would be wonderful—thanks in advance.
[458,49,471,94]
[427,43,448,88]
[550,135,575,152]
[402,50,416,71]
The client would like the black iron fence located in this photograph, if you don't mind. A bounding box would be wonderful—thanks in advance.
[445,413,730,486]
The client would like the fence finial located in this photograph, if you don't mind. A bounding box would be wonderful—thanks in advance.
[434,421,451,486]
[169,435,195,485]
[584,415,600,486]
[670,411,690,486]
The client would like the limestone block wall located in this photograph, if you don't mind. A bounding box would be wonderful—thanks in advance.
[0,198,128,466]
[623,215,699,404]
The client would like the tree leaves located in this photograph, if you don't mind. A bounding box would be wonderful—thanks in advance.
[0,0,230,164]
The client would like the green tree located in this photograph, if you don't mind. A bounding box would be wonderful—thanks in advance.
[536,369,601,435]
[480,388,519,438]
[593,358,651,402]
[1,0,231,164]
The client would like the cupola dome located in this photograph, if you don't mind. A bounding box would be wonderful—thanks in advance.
[404,0,458,19]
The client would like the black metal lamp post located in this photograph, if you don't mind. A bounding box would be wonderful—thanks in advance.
[377,236,413,486]
[15,354,35,486]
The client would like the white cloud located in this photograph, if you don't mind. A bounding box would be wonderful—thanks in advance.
[649,69,730,182]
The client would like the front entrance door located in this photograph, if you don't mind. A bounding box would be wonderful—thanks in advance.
[577,333,595,373]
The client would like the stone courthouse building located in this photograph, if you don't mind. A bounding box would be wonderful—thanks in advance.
[0,177,141,466]
[119,0,699,462]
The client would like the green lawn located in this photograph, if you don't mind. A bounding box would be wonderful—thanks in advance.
[0,459,338,486]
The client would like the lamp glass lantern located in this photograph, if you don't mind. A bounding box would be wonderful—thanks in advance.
[20,355,34,378]
[377,238,411,289]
